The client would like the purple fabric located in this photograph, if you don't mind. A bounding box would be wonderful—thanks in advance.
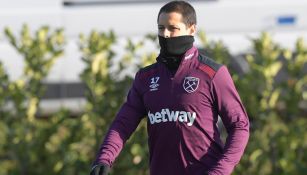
[95,47,249,175]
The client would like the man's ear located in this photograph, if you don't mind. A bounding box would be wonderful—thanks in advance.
[189,24,196,36]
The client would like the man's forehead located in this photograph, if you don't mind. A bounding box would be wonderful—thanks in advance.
[158,12,183,24]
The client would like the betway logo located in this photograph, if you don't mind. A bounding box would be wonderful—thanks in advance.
[148,108,196,127]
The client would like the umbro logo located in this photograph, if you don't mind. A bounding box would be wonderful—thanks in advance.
[150,77,160,91]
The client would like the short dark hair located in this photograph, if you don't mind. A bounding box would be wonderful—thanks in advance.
[157,1,197,27]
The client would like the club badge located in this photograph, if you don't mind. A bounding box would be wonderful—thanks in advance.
[183,76,199,93]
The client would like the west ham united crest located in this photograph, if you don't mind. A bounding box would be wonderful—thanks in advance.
[183,77,199,93]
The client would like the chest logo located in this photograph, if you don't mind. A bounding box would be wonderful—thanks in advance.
[150,76,160,91]
[183,76,199,93]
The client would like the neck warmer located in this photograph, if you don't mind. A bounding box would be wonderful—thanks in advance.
[158,35,194,70]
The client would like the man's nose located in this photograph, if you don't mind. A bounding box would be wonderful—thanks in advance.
[162,29,170,38]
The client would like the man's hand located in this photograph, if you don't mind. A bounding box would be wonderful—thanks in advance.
[90,164,110,175]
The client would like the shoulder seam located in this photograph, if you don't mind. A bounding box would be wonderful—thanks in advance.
[138,62,159,79]
[197,53,223,79]
[139,62,158,73]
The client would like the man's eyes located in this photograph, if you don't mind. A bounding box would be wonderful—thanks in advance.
[158,26,180,31]
[170,27,180,31]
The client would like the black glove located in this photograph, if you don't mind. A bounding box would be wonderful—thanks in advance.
[90,164,110,175]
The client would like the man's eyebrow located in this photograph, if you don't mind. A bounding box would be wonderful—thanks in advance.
[158,24,178,27]
[169,25,180,28]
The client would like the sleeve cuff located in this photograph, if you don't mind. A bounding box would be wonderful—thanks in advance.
[91,163,110,175]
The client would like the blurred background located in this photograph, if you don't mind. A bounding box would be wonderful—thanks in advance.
[0,0,306,174]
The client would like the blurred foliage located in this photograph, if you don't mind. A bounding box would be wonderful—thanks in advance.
[0,24,66,175]
[233,33,307,175]
[0,26,306,175]
[198,30,231,67]
[4,24,65,118]
[78,30,149,175]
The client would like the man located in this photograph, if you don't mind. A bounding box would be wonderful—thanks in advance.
[91,1,249,175]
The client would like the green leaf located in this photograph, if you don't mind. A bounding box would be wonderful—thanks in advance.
[249,149,263,162]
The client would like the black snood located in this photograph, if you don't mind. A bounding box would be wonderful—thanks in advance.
[158,35,194,70]
[159,35,194,56]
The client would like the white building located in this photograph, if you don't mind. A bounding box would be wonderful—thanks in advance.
[0,0,306,113]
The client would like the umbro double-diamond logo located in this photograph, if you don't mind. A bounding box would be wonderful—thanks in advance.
[150,77,160,91]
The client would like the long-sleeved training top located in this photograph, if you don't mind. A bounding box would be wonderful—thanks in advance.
[94,46,249,175]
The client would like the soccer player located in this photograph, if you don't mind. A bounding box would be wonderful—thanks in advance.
[90,1,249,175]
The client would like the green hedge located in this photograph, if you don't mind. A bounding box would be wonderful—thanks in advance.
[0,25,306,175]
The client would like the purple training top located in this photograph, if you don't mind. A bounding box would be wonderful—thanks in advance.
[95,46,249,175]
